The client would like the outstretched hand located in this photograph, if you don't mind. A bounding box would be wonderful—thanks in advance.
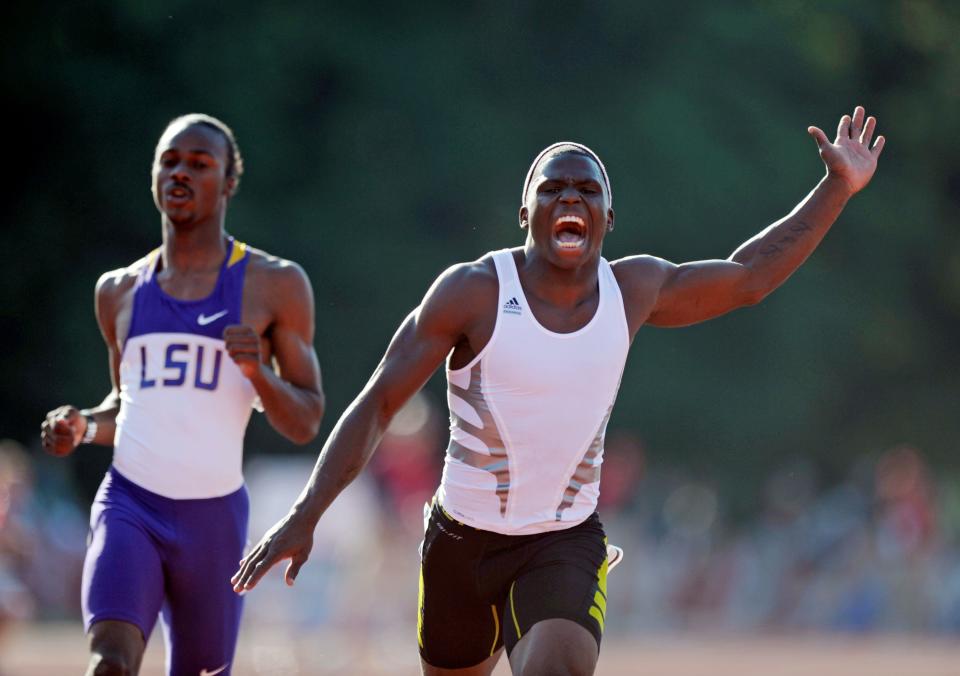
[231,511,315,593]
[808,105,885,194]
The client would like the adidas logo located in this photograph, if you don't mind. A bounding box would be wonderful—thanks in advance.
[503,297,522,315]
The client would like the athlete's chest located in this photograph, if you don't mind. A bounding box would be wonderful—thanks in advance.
[484,253,629,391]
[488,313,627,395]
[521,292,599,334]
[113,269,272,352]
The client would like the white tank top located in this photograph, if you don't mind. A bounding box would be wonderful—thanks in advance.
[113,239,257,499]
[438,249,630,535]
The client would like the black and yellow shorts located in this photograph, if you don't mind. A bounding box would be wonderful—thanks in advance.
[417,502,610,670]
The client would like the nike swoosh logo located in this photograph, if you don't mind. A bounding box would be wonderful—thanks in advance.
[197,310,228,326]
[200,665,228,676]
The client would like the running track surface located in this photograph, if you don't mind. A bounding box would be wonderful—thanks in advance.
[3,624,959,675]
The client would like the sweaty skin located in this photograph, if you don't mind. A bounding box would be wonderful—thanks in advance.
[231,107,883,676]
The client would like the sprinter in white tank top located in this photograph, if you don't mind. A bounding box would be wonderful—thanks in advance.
[236,107,886,676]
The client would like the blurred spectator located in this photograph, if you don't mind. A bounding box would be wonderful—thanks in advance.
[368,392,444,536]
[598,431,645,517]
[875,445,936,558]
[0,437,86,667]
[0,441,36,633]
[11,436,960,644]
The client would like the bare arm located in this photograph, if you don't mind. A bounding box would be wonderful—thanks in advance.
[224,263,325,444]
[616,106,886,330]
[40,271,126,454]
[232,263,481,591]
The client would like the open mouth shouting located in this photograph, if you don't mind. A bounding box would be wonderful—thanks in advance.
[553,214,587,250]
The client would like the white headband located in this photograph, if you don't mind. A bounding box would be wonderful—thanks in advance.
[522,141,612,206]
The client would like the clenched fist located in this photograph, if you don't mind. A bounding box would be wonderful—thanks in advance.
[223,324,265,380]
[40,405,85,457]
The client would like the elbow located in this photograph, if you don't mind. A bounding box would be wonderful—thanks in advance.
[285,426,318,446]
[288,392,326,445]
[740,286,769,307]
[737,274,773,307]
[358,381,399,434]
[375,392,404,432]
[733,263,777,308]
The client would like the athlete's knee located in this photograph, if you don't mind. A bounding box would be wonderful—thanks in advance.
[514,652,595,676]
[87,621,144,676]
[510,619,598,676]
[87,652,134,676]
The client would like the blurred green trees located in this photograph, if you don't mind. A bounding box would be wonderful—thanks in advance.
[6,1,959,508]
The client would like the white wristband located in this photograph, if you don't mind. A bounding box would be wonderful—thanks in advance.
[81,415,98,445]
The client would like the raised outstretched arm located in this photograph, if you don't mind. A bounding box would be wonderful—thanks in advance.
[613,106,885,331]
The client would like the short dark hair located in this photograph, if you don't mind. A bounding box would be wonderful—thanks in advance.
[522,142,611,205]
[159,113,245,190]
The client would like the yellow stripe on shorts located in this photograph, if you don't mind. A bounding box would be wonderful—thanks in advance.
[417,565,425,648]
[509,581,522,639]
[588,539,609,634]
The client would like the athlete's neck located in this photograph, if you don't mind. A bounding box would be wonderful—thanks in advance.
[517,246,600,309]
[159,220,228,273]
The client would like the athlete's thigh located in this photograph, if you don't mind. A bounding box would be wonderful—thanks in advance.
[419,503,504,671]
[502,514,609,658]
[82,498,165,641]
[162,487,249,676]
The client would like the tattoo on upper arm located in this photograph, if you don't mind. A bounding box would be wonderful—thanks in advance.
[759,221,811,259]
[759,243,782,258]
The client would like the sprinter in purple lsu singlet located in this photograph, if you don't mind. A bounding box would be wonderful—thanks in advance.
[41,114,325,676]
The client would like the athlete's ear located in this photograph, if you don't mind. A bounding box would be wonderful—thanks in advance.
[607,207,615,233]
[224,176,238,198]
[150,168,161,208]
[519,206,529,230]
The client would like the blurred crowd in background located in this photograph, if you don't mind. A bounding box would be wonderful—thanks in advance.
[5,4,960,664]
[3,391,959,656]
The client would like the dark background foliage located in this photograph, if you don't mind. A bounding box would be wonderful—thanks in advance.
[6,1,959,514]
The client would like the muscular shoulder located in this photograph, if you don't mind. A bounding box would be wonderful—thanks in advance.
[426,253,498,310]
[95,252,156,308]
[609,255,677,334]
[610,254,674,298]
[244,246,311,292]
[417,252,499,335]
[94,252,154,340]
[241,246,313,333]
[435,253,498,293]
